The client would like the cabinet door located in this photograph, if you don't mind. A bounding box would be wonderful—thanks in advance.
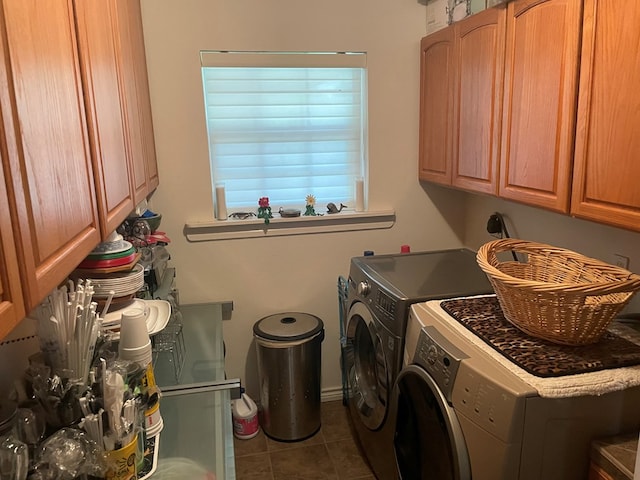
[74,0,135,238]
[571,0,640,232]
[452,7,506,195]
[419,27,455,185]
[113,0,159,204]
[498,0,582,212]
[0,0,101,311]
[0,147,25,339]
[128,0,159,193]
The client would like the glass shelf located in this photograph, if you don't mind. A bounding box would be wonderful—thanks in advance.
[151,303,239,479]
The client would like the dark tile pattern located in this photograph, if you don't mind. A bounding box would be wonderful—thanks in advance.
[234,400,375,480]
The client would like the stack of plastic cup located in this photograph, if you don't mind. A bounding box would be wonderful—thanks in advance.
[118,307,153,367]
[117,306,163,437]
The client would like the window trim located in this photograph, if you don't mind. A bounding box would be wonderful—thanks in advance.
[183,209,395,242]
[200,50,367,69]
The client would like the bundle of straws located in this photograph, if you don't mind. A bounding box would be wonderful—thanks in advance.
[31,279,103,384]
[79,360,143,451]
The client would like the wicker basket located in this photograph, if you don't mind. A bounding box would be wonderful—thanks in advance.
[476,239,640,346]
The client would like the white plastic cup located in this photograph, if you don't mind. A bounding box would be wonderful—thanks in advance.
[119,342,152,367]
[145,400,163,437]
[118,307,150,351]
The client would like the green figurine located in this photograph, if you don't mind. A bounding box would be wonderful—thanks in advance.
[257,197,273,224]
[304,194,318,216]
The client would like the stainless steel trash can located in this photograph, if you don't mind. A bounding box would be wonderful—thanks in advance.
[253,312,324,441]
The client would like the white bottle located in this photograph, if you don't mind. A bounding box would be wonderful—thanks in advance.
[231,393,259,440]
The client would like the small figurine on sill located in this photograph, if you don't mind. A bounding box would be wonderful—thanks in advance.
[257,197,273,224]
[304,194,319,216]
[326,202,346,214]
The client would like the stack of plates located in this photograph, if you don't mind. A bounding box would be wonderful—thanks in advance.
[101,299,172,339]
[72,234,147,314]
[77,237,139,273]
[89,264,145,298]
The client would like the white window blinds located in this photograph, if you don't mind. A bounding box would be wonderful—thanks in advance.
[201,51,367,211]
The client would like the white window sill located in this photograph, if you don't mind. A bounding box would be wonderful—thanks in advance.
[184,209,395,242]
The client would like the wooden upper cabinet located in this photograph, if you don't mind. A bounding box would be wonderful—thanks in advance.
[74,0,135,238]
[113,0,159,204]
[419,27,455,185]
[129,0,159,193]
[0,0,101,311]
[498,0,582,213]
[571,0,640,232]
[452,7,506,195]
[0,144,25,339]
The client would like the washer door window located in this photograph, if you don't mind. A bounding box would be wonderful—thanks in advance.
[346,302,389,430]
[394,365,471,480]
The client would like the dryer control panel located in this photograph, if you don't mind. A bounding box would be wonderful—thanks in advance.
[413,326,469,403]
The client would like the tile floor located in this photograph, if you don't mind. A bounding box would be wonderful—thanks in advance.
[233,400,376,480]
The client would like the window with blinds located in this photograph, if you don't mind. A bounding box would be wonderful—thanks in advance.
[200,51,368,212]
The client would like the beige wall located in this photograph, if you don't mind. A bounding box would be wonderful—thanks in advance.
[462,193,640,313]
[140,0,466,399]
[140,1,640,401]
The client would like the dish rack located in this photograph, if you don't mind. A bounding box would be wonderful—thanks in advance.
[476,239,640,346]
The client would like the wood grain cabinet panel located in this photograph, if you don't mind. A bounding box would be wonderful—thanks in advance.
[571,0,640,232]
[0,0,159,329]
[419,8,506,195]
[128,0,159,193]
[0,142,25,339]
[498,0,582,213]
[113,0,158,204]
[0,0,101,311]
[419,27,455,185]
[74,0,135,238]
[452,7,506,194]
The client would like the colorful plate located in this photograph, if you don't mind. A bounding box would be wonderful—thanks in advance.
[77,251,138,269]
[91,239,133,255]
[74,253,141,275]
[86,247,136,261]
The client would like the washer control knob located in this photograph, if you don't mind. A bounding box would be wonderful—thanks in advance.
[357,281,371,297]
[427,345,438,365]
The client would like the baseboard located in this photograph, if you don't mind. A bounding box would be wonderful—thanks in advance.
[321,386,345,403]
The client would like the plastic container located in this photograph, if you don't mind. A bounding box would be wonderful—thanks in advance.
[253,312,324,441]
[0,400,28,480]
[106,433,138,480]
[231,393,259,440]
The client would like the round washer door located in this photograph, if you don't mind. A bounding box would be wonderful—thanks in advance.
[393,365,471,480]
[345,302,390,431]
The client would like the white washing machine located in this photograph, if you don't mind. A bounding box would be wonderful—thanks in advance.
[394,297,640,480]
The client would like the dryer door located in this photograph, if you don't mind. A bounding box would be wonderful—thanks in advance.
[394,365,471,480]
[345,302,390,430]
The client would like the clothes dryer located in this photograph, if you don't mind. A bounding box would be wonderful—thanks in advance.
[343,249,492,479]
[394,297,640,480]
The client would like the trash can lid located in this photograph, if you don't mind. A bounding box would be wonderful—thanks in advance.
[253,312,324,342]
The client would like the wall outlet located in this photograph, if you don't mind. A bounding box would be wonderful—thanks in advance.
[613,254,630,269]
